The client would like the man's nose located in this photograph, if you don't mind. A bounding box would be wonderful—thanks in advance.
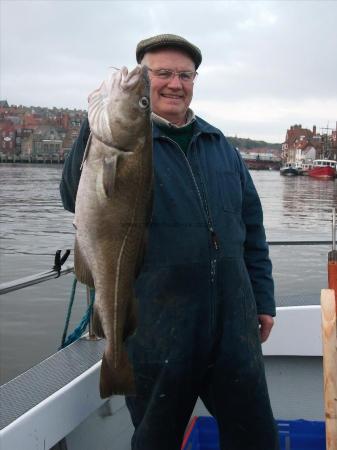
[167,73,183,88]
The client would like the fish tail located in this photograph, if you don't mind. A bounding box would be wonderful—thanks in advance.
[99,348,136,398]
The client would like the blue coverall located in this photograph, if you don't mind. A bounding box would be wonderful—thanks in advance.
[60,116,279,450]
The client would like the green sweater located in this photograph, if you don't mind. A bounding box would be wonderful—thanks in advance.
[156,122,194,154]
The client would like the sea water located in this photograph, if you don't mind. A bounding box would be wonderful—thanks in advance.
[0,164,336,383]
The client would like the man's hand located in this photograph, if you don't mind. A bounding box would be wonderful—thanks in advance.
[258,314,274,343]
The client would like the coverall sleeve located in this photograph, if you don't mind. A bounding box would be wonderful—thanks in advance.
[240,162,276,317]
[60,118,90,213]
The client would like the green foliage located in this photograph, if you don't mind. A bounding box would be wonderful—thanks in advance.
[227,136,281,150]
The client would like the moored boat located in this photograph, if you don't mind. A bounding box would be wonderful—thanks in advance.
[296,162,313,176]
[280,163,299,176]
[308,159,337,179]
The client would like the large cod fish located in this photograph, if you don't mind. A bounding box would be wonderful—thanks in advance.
[73,65,152,398]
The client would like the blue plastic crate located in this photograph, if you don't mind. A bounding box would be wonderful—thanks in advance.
[182,416,326,450]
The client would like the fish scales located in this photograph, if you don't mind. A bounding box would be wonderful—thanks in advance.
[73,65,152,398]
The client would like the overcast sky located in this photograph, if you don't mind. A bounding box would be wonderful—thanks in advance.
[1,0,336,142]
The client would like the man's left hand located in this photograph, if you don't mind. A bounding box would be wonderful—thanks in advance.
[258,314,274,343]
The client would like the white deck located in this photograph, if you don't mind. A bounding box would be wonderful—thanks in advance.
[0,304,325,450]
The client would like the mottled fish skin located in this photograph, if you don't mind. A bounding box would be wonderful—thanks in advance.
[73,65,152,398]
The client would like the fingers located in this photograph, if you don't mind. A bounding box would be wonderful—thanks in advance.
[258,314,274,343]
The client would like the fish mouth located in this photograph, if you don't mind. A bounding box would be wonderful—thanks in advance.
[120,65,149,92]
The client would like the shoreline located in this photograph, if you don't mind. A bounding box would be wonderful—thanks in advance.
[0,157,65,165]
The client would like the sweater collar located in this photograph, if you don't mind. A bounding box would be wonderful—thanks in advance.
[151,109,196,129]
[152,113,221,138]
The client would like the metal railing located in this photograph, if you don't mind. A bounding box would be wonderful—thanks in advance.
[0,265,74,295]
[268,240,332,246]
[0,240,333,296]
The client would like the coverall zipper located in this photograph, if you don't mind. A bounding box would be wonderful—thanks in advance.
[160,135,219,253]
[159,134,218,333]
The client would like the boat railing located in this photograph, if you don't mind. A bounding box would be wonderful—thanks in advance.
[0,264,74,295]
[0,241,333,296]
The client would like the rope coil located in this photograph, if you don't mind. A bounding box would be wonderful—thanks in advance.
[59,278,95,349]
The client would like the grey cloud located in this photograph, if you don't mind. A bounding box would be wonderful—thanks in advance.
[1,0,336,141]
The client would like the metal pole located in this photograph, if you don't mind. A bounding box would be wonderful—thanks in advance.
[268,240,332,246]
[0,265,74,295]
[328,208,337,300]
[86,287,99,341]
[332,208,336,251]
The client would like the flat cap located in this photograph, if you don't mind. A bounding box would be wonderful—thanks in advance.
[136,34,202,69]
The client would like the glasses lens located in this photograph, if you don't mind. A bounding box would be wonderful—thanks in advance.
[155,69,173,79]
[179,72,194,82]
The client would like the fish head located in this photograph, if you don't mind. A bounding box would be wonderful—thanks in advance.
[88,65,151,150]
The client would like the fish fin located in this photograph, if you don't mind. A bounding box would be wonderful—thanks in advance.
[74,238,95,287]
[99,349,136,398]
[102,154,118,198]
[92,305,105,338]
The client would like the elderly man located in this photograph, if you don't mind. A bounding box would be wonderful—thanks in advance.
[60,34,279,450]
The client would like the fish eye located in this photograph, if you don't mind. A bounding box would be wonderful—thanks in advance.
[139,97,149,109]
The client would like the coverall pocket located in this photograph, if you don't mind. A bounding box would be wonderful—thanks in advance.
[216,170,242,214]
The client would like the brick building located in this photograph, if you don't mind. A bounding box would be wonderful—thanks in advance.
[282,124,322,164]
[0,100,87,161]
[0,120,17,156]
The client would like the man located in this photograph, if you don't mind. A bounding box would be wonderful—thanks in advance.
[60,34,279,450]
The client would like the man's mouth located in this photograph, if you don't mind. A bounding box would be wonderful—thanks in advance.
[161,94,183,99]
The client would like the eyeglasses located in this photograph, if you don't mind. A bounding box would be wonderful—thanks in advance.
[147,68,198,83]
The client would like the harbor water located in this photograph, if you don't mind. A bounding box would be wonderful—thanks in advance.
[0,164,336,384]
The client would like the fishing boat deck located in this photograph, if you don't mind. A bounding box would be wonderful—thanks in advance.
[0,339,105,431]
[0,295,324,450]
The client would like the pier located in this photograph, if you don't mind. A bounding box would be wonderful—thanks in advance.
[0,155,65,164]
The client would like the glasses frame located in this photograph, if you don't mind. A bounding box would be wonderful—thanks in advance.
[147,67,198,83]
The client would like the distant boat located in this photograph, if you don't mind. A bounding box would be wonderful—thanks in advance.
[296,162,313,176]
[308,159,337,180]
[280,163,299,176]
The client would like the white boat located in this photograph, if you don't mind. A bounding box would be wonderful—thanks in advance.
[280,163,299,176]
[296,162,313,176]
[0,301,326,450]
[0,251,335,450]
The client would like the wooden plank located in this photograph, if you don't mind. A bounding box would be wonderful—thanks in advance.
[321,289,337,450]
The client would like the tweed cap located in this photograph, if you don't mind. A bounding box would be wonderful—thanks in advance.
[136,34,202,69]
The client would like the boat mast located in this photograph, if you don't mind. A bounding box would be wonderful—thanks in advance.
[320,124,333,159]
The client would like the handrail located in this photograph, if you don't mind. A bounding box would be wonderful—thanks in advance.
[0,265,74,295]
[0,240,333,296]
[268,240,332,246]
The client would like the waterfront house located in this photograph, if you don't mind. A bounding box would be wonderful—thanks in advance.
[31,126,63,160]
[282,124,324,165]
[0,120,17,157]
